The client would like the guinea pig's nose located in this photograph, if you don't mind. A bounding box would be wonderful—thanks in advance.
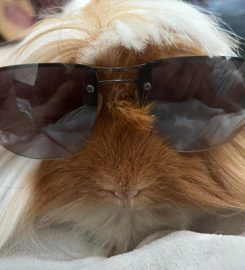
[114,190,139,209]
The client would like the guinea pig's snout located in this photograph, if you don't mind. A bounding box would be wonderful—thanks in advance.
[114,190,139,209]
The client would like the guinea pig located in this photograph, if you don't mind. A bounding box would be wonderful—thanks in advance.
[0,0,244,257]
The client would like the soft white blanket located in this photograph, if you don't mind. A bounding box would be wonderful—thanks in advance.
[1,228,245,270]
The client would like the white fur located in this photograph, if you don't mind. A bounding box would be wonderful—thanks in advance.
[38,203,191,255]
[77,0,238,64]
[62,0,91,14]
[0,0,240,253]
[0,147,39,249]
[0,0,238,67]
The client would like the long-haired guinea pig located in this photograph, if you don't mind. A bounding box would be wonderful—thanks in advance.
[0,0,244,257]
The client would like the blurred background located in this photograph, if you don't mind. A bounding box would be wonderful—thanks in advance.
[0,0,70,41]
[0,0,244,54]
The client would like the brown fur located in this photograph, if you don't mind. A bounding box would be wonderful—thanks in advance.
[30,45,245,226]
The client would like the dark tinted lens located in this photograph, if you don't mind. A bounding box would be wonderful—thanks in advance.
[138,57,245,151]
[0,64,98,159]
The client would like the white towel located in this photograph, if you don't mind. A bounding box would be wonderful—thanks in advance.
[1,227,245,270]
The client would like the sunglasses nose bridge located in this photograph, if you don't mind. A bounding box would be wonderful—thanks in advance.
[98,79,137,85]
[93,69,140,107]
[96,67,138,85]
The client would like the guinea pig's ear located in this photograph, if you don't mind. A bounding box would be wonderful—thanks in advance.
[0,148,39,249]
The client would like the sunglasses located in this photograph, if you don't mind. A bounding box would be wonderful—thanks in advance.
[0,56,244,159]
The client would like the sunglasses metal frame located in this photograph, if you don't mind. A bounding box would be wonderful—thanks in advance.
[0,55,243,88]
[0,55,244,159]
